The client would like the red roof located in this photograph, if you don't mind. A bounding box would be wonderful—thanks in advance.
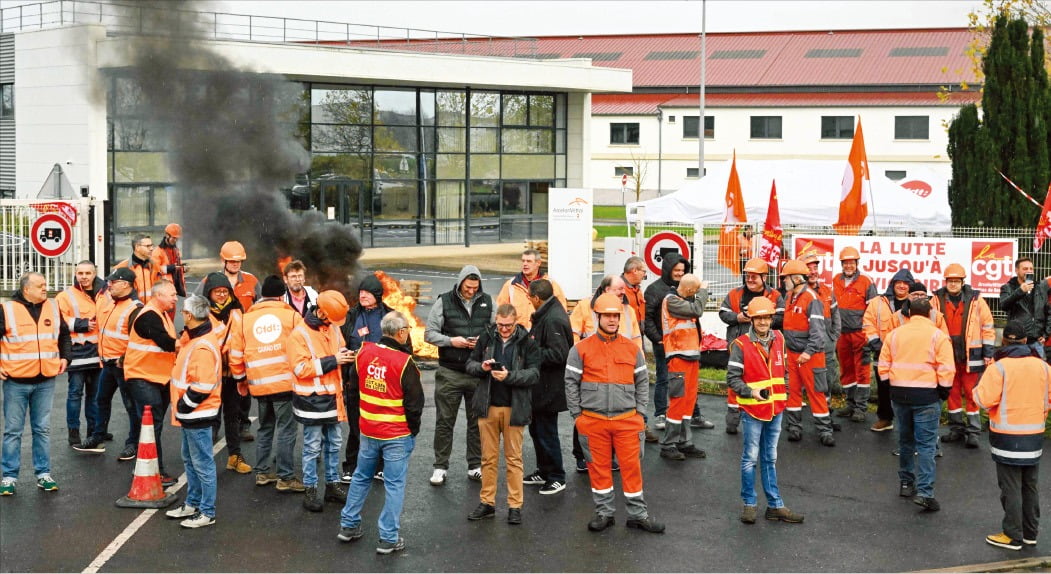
[349,28,978,89]
[592,91,981,114]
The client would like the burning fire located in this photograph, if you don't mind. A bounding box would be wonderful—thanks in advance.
[373,271,439,360]
[276,255,293,274]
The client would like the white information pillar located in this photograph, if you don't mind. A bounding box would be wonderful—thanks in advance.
[548,188,594,301]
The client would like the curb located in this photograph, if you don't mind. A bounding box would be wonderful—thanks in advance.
[915,555,1051,573]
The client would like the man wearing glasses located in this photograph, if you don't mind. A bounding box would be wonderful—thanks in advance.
[113,234,161,304]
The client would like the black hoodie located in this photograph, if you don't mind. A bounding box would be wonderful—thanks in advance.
[643,253,692,344]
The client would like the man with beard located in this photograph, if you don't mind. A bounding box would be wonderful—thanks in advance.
[282,260,318,318]
[831,247,878,423]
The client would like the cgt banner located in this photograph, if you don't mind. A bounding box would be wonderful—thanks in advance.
[793,235,1017,297]
[548,188,594,300]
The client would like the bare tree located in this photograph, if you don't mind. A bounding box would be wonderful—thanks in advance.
[626,150,650,202]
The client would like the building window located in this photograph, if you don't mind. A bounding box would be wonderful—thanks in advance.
[614,166,633,176]
[683,116,715,139]
[885,170,907,181]
[668,115,676,123]
[895,116,929,140]
[821,116,853,139]
[750,116,782,139]
[686,167,706,178]
[0,84,12,119]
[610,122,639,144]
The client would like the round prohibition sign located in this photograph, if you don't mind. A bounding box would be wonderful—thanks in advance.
[30,213,73,258]
[644,231,691,275]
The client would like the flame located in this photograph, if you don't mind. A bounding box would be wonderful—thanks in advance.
[276,255,293,274]
[373,271,438,359]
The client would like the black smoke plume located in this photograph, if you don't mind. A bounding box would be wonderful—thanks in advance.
[115,0,361,292]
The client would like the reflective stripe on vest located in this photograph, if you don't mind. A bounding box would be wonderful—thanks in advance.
[98,296,140,360]
[989,362,1051,433]
[733,331,788,421]
[294,325,327,394]
[171,334,222,426]
[61,287,99,346]
[1,300,62,378]
[661,295,700,358]
[124,303,176,384]
[356,341,414,439]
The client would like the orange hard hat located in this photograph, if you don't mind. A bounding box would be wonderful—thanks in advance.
[316,290,350,326]
[746,297,776,318]
[944,263,967,279]
[743,258,769,274]
[164,223,182,239]
[779,259,809,277]
[839,246,861,261]
[592,293,623,315]
[798,251,820,265]
[219,241,247,261]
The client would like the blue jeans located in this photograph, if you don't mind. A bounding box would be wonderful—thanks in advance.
[67,368,100,434]
[341,435,415,544]
[2,379,56,480]
[92,364,140,447]
[652,342,669,418]
[181,426,217,518]
[126,379,170,475]
[740,411,784,508]
[255,397,297,479]
[302,423,341,487]
[892,401,940,498]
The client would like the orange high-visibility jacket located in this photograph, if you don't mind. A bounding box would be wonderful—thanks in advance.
[289,322,346,424]
[1,299,62,379]
[124,301,177,384]
[661,293,705,360]
[56,285,100,369]
[622,277,645,325]
[565,332,648,419]
[863,295,948,345]
[496,273,567,329]
[973,353,1051,465]
[114,258,160,304]
[877,315,955,391]
[931,289,995,373]
[570,301,643,349]
[169,328,223,428]
[96,292,142,361]
[229,300,300,396]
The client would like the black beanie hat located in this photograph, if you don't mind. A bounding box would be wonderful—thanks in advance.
[261,275,286,298]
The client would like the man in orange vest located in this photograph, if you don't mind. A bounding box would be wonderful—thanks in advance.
[124,279,179,486]
[570,275,643,347]
[621,256,647,327]
[931,263,995,449]
[291,290,354,512]
[832,247,878,423]
[799,252,841,431]
[726,297,803,525]
[878,297,955,512]
[155,223,187,298]
[863,268,916,432]
[114,234,161,304]
[497,249,567,329]
[658,274,708,460]
[973,321,1051,550]
[337,311,424,554]
[56,261,105,447]
[719,257,784,435]
[230,275,304,492]
[566,293,665,534]
[780,259,835,446]
[73,267,142,459]
[163,295,222,529]
[0,272,71,496]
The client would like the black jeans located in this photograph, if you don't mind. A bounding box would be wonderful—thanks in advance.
[875,370,894,422]
[997,462,1040,541]
[343,384,382,475]
[92,363,141,447]
[528,411,565,483]
[219,376,242,456]
[126,378,170,475]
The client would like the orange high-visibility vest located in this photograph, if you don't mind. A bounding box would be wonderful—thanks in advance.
[232,272,259,312]
[96,293,141,361]
[289,323,346,424]
[0,299,61,379]
[229,300,300,397]
[877,316,955,390]
[356,341,416,440]
[661,295,700,360]
[56,285,100,369]
[124,301,176,384]
[114,259,160,304]
[931,292,995,373]
[732,331,788,422]
[169,330,223,427]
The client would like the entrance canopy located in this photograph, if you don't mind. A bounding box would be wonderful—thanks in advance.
[628,159,951,232]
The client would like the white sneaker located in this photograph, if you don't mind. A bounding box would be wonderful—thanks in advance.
[655,415,667,431]
[179,512,215,529]
[429,469,447,486]
[165,504,197,519]
[467,467,482,481]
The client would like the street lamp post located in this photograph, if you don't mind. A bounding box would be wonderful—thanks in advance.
[656,107,663,197]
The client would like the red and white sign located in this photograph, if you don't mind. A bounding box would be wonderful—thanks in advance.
[621,174,628,188]
[644,231,691,275]
[793,235,1017,297]
[31,213,73,258]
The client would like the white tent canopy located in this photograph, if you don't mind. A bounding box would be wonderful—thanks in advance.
[627,159,952,232]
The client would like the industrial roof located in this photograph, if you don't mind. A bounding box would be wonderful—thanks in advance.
[592,91,982,115]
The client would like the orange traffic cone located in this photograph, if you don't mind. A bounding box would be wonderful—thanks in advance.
[116,405,177,508]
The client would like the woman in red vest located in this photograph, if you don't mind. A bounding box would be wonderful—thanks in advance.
[726,297,803,525]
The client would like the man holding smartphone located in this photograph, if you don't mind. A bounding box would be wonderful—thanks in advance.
[1000,258,1045,359]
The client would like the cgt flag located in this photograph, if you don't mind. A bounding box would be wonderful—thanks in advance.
[757,180,783,268]
[718,152,748,274]
[1035,182,1051,252]
[833,117,871,235]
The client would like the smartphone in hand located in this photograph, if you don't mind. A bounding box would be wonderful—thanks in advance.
[489,362,505,371]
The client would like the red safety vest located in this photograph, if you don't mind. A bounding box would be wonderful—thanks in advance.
[732,331,788,422]
[355,341,417,440]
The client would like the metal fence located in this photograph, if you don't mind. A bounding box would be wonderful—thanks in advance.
[0,0,539,58]
[0,199,90,295]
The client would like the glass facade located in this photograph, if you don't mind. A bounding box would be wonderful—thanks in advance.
[108,76,568,256]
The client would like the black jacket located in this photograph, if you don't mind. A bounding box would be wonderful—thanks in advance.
[1001,277,1042,340]
[350,335,425,436]
[643,253,692,344]
[528,297,573,413]
[466,324,540,426]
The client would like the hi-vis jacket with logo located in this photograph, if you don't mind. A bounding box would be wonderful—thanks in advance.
[229,299,301,397]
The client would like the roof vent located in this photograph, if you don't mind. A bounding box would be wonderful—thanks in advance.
[805,48,862,58]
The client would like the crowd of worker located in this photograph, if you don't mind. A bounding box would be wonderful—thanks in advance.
[1,227,1049,555]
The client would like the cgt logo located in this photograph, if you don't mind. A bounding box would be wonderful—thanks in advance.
[971,242,1015,283]
[900,180,933,199]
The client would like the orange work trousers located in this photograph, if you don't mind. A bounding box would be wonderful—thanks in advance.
[786,350,829,416]
[575,413,645,499]
[665,357,699,423]
[836,330,871,390]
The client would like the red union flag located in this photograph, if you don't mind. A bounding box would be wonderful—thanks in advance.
[718,152,748,274]
[757,180,783,268]
[1035,182,1051,252]
[833,117,870,235]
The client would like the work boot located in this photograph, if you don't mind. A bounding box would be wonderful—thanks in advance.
[626,517,666,533]
[820,434,835,447]
[303,486,323,512]
[913,496,940,512]
[725,425,738,435]
[276,477,306,493]
[324,482,347,503]
[741,505,758,524]
[941,430,965,443]
[68,429,81,446]
[870,419,894,432]
[467,503,496,521]
[765,507,804,523]
[899,481,916,497]
[587,513,614,532]
[677,444,707,459]
[226,454,252,474]
[786,429,802,442]
[644,429,659,443]
[255,472,278,486]
[833,406,854,418]
[965,434,980,449]
[660,448,686,461]
[986,532,1023,551]
[851,411,867,423]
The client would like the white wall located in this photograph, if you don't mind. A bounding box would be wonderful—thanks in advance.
[590,105,958,200]
[15,24,107,200]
